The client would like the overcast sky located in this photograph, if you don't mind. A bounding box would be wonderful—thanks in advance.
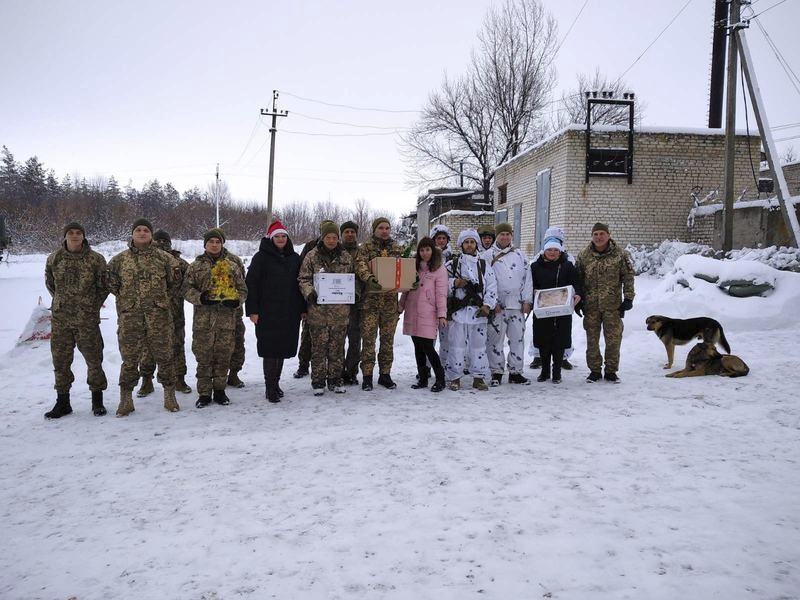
[1,0,798,216]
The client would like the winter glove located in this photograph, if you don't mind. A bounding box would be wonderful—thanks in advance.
[306,290,318,304]
[222,299,239,308]
[618,298,633,318]
[574,299,584,317]
[478,305,491,318]
[200,291,219,306]
[366,277,383,292]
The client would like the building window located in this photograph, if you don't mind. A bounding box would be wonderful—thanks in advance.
[498,184,507,206]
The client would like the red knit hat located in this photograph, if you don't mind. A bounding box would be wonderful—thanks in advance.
[266,220,289,239]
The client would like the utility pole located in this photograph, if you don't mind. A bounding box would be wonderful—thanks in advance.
[459,161,464,188]
[722,0,741,252]
[708,0,729,128]
[260,90,289,225]
[738,27,800,246]
[215,163,220,228]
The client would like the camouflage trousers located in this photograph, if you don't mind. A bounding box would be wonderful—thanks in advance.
[360,293,399,377]
[344,307,361,378]
[297,321,312,368]
[583,309,624,373]
[229,312,245,373]
[140,320,186,379]
[118,310,175,390]
[192,325,236,396]
[51,318,108,394]
[310,323,348,386]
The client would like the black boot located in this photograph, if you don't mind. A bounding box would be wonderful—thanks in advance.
[293,363,309,378]
[195,395,212,408]
[377,374,397,389]
[91,390,107,416]
[45,393,72,419]
[430,379,446,393]
[411,375,429,389]
[362,375,373,391]
[213,389,231,405]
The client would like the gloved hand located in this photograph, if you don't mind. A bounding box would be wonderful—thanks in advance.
[200,291,219,306]
[478,304,491,318]
[367,277,383,292]
[222,299,239,308]
[619,298,633,318]
[574,299,584,317]
[306,290,318,304]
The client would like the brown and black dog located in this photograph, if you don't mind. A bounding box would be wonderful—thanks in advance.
[665,342,749,378]
[646,315,731,369]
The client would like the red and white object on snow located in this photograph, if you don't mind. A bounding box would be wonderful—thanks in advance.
[18,296,52,343]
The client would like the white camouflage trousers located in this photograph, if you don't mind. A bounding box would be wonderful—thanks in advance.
[487,308,526,375]
[446,322,489,381]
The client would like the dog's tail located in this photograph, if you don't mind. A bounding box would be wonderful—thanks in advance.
[718,326,731,354]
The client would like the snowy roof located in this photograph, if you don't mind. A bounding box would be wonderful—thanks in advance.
[494,124,761,174]
[691,195,800,217]
[432,210,496,219]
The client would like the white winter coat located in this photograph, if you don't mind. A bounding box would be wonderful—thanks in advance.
[485,243,531,310]
[446,252,498,324]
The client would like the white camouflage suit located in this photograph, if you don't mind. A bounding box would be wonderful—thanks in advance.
[445,230,498,381]
[484,242,532,376]
[431,225,454,369]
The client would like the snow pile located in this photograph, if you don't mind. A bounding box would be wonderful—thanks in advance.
[627,241,800,275]
[626,240,717,276]
[636,255,800,330]
[17,299,52,343]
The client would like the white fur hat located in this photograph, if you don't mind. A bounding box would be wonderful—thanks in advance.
[430,224,452,240]
[544,226,566,243]
[542,235,564,252]
[457,228,481,248]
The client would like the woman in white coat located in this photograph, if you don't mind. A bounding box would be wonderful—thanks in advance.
[445,229,498,391]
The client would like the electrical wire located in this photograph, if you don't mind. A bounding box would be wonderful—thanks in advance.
[740,62,761,194]
[232,116,266,166]
[281,129,402,138]
[553,0,590,55]
[772,122,800,131]
[291,111,410,131]
[751,17,800,98]
[278,91,419,114]
[748,0,792,19]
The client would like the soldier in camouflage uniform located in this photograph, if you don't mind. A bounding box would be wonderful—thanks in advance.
[575,222,636,383]
[137,229,191,396]
[355,217,403,391]
[184,228,248,408]
[340,220,362,385]
[44,222,109,419]
[298,221,354,395]
[227,250,247,388]
[107,218,183,416]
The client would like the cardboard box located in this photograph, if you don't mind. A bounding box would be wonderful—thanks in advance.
[533,285,574,318]
[368,257,416,292]
[313,272,355,305]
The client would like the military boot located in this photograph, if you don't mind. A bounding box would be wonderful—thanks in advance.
[163,386,180,412]
[45,393,72,419]
[213,389,231,406]
[91,390,107,416]
[472,378,489,391]
[137,376,155,397]
[116,388,135,417]
[175,377,192,394]
[227,371,245,388]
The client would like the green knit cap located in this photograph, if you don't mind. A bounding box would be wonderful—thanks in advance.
[495,222,513,235]
[204,228,226,244]
[319,221,340,238]
[131,218,153,233]
[340,220,359,234]
[592,222,610,234]
[372,216,390,232]
[477,224,496,238]
[63,221,85,237]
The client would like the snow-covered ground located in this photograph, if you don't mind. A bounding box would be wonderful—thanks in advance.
[1,247,799,599]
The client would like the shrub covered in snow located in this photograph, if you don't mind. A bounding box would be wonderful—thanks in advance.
[626,240,800,276]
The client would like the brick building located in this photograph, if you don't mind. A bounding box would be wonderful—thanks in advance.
[416,188,493,241]
[493,125,762,255]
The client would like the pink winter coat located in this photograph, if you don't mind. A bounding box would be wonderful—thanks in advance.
[399,261,448,339]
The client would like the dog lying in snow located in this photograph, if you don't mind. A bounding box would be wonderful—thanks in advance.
[645,315,730,369]
[665,342,749,378]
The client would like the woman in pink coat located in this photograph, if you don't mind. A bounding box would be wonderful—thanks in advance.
[399,237,448,392]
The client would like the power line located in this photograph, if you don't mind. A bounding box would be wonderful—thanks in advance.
[278,90,420,114]
[748,0,792,19]
[281,129,402,138]
[291,111,410,131]
[553,0,590,55]
[740,62,760,193]
[232,116,265,166]
[751,17,800,97]
[775,133,800,142]
[772,122,800,130]
[615,0,694,83]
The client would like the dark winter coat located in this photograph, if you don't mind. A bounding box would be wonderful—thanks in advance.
[530,253,583,350]
[245,236,306,358]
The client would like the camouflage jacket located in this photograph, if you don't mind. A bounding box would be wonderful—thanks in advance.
[166,249,189,323]
[107,242,182,316]
[184,248,248,309]
[227,251,247,318]
[342,240,364,305]
[354,236,403,289]
[45,240,108,323]
[576,239,635,312]
[298,241,355,324]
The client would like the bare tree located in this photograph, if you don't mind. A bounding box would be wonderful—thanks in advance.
[402,0,557,200]
[553,69,645,130]
[780,145,797,165]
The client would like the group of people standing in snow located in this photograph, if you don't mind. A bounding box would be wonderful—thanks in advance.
[42,215,635,419]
